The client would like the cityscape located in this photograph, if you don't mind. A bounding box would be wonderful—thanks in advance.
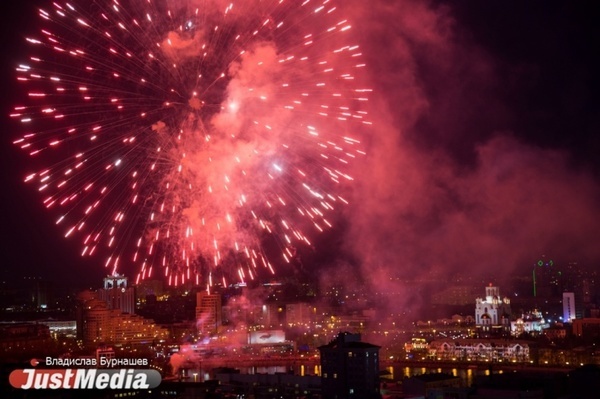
[1,256,599,398]
[1,0,600,398]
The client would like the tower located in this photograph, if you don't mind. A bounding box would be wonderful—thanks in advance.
[563,292,576,323]
[97,274,135,314]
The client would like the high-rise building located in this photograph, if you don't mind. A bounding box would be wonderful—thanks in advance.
[475,284,512,337]
[97,274,135,314]
[32,277,50,309]
[562,261,596,318]
[532,256,561,298]
[77,277,167,346]
[319,332,380,399]
[196,292,222,335]
[286,303,315,327]
[563,292,576,323]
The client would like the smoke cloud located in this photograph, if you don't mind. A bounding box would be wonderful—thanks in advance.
[336,0,600,311]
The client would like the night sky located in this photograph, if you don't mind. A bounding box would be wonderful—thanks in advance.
[0,1,598,292]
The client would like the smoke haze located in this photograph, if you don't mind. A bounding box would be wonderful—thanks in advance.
[0,0,598,293]
[334,0,600,309]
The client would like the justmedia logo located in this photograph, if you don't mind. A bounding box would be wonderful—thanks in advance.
[9,368,162,390]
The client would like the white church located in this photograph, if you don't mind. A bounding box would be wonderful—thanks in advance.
[475,284,512,337]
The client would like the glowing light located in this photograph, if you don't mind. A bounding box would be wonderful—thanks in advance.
[12,0,370,286]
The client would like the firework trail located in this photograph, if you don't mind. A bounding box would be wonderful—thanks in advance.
[11,0,371,287]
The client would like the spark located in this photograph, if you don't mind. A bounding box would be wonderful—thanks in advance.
[12,0,370,286]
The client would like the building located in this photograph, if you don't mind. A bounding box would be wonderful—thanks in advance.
[135,279,164,302]
[31,277,50,309]
[562,261,597,317]
[286,302,315,327]
[532,256,561,299]
[510,309,548,337]
[475,284,512,337]
[572,318,600,341]
[195,292,222,336]
[563,292,576,322]
[431,285,481,306]
[428,338,531,363]
[95,345,115,364]
[319,332,380,399]
[543,324,568,340]
[97,274,135,314]
[246,329,295,355]
[36,319,77,338]
[0,323,52,354]
[78,291,169,346]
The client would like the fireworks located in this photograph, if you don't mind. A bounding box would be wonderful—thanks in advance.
[11,0,371,287]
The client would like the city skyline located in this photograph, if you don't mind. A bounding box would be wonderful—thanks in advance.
[2,258,599,396]
[0,0,598,296]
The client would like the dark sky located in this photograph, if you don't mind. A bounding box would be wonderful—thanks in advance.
[0,0,105,287]
[0,0,599,290]
[441,0,600,164]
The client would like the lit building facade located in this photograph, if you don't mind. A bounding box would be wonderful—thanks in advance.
[246,329,295,355]
[80,297,169,346]
[195,292,222,336]
[475,284,512,337]
[97,274,135,314]
[563,292,576,323]
[510,309,548,336]
[429,339,531,362]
